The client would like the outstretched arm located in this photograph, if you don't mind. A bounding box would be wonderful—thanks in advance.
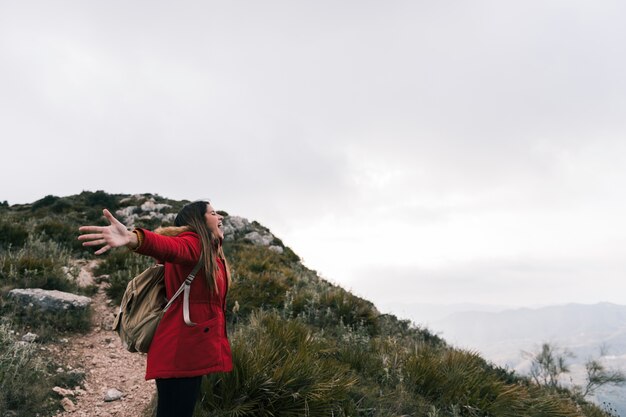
[78,209,139,255]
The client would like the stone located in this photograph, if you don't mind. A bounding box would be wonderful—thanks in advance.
[61,266,74,280]
[95,274,110,283]
[224,216,250,232]
[140,199,171,212]
[61,397,76,411]
[115,206,137,226]
[104,388,123,402]
[244,231,274,246]
[53,386,75,397]
[21,332,38,343]
[269,245,284,254]
[8,288,91,313]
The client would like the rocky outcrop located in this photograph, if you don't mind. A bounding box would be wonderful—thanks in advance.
[115,196,176,227]
[7,288,92,312]
[223,216,284,253]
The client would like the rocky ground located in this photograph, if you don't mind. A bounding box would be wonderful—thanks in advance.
[49,260,156,417]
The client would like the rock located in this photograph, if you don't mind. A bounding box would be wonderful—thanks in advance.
[115,206,137,226]
[116,198,174,227]
[269,245,284,254]
[244,231,274,246]
[104,388,123,402]
[95,274,110,283]
[7,288,91,313]
[61,266,74,280]
[224,216,250,233]
[21,332,38,343]
[61,397,76,411]
[140,199,171,212]
[59,338,69,344]
[53,386,75,397]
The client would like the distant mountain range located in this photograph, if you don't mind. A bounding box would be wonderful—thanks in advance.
[428,302,626,414]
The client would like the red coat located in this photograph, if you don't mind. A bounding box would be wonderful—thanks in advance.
[135,227,233,380]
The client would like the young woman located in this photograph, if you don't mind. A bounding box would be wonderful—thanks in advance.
[78,201,233,417]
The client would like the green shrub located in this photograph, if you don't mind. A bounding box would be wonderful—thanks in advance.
[31,194,59,211]
[0,220,28,249]
[198,310,357,417]
[0,237,74,292]
[35,219,83,252]
[82,190,118,210]
[225,243,298,318]
[402,346,582,417]
[0,319,59,416]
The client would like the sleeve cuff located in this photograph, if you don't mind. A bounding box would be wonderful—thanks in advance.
[131,229,145,251]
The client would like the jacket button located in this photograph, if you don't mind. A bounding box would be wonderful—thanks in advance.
[204,327,210,333]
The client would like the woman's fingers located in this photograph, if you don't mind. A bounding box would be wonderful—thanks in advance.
[77,233,103,241]
[82,239,107,247]
[78,226,104,233]
[78,209,128,255]
[94,245,111,255]
[103,208,123,226]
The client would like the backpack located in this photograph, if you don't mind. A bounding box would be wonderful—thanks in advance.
[112,259,203,353]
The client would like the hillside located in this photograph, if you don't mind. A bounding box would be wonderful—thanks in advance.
[0,191,614,417]
[433,303,626,415]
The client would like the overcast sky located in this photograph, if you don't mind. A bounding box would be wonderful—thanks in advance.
[2,1,626,320]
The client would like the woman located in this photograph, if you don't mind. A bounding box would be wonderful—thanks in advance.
[78,201,233,417]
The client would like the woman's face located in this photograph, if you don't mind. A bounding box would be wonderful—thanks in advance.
[204,203,224,240]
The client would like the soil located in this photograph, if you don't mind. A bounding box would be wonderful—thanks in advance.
[49,259,156,417]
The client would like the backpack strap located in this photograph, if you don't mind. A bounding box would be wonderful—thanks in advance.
[162,258,204,326]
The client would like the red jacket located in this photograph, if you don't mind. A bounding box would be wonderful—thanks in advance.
[135,227,233,380]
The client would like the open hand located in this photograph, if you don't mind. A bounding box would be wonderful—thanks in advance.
[78,209,134,255]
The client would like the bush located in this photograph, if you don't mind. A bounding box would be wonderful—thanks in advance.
[35,219,84,252]
[402,346,582,417]
[0,237,74,292]
[225,243,298,319]
[82,190,118,210]
[31,194,59,211]
[198,310,357,417]
[0,220,28,249]
[0,319,59,416]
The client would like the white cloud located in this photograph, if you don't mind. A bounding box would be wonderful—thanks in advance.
[2,0,626,310]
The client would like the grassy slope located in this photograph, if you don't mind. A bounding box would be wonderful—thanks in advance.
[0,192,613,417]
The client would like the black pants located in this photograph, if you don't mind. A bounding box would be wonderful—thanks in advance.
[155,376,203,417]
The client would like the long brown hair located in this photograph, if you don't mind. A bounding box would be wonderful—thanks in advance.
[174,201,232,295]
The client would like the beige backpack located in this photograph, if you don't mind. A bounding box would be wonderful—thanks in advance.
[112,259,203,353]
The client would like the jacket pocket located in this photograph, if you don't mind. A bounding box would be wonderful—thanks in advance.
[174,316,222,370]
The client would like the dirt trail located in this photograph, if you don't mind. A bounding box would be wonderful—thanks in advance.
[50,260,156,417]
